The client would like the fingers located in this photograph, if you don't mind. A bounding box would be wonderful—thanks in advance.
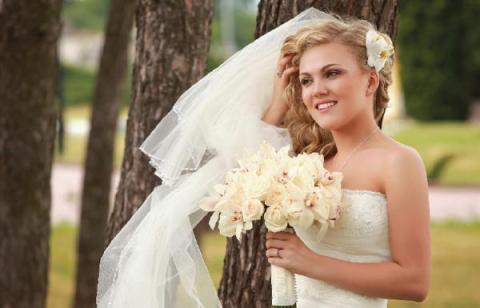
[266,247,282,258]
[266,231,292,240]
[268,256,287,267]
[276,53,293,72]
[279,66,299,82]
[265,238,289,250]
[276,54,298,80]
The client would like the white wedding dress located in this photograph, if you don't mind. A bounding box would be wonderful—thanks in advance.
[293,189,391,308]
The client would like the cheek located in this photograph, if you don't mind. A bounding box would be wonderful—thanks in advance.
[331,78,354,98]
[301,88,311,107]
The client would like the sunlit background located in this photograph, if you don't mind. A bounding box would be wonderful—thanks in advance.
[49,0,479,307]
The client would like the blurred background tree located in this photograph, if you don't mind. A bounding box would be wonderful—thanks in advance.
[0,1,63,307]
[398,0,480,121]
[72,0,136,307]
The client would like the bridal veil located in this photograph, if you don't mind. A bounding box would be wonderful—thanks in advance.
[96,8,334,308]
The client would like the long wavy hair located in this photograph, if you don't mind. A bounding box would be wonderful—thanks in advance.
[280,15,394,158]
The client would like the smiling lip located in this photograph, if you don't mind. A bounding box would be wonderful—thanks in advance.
[315,100,338,112]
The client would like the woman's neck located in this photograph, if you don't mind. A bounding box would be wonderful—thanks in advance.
[330,112,381,158]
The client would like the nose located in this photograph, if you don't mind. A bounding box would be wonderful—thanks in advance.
[312,79,328,97]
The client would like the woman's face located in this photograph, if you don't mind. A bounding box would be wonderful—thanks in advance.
[298,42,377,130]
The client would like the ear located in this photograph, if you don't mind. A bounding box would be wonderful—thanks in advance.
[366,70,380,96]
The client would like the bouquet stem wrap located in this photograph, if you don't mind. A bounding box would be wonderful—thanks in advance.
[271,227,296,308]
[271,264,296,307]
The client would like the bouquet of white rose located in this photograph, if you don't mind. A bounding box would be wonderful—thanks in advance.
[199,141,343,308]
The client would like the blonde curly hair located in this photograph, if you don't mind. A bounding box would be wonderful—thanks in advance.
[281,16,394,159]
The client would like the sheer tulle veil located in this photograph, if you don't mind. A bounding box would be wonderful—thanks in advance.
[96,7,334,308]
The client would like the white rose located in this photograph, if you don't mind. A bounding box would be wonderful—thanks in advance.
[264,204,288,232]
[243,172,271,200]
[264,182,287,206]
[242,198,265,221]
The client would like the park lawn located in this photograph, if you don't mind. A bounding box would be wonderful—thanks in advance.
[55,132,126,167]
[55,105,127,167]
[391,121,480,186]
[48,222,480,308]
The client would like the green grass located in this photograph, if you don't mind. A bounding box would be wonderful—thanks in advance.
[55,105,127,167]
[55,131,126,168]
[48,222,480,308]
[390,121,480,185]
[47,224,77,308]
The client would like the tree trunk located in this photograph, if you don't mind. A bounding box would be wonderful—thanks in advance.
[106,1,214,242]
[218,1,399,307]
[0,1,63,308]
[73,0,136,307]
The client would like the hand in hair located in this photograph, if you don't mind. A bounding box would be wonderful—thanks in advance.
[262,53,298,126]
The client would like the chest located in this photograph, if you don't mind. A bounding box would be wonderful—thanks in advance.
[324,151,387,193]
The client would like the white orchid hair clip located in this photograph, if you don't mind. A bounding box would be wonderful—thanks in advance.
[365,29,394,72]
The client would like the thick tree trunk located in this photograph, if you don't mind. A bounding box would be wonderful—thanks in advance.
[106,1,213,242]
[0,1,63,308]
[73,0,136,307]
[218,1,399,307]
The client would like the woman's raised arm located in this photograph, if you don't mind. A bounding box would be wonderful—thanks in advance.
[262,53,298,126]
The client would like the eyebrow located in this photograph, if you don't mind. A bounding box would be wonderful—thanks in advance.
[299,63,340,76]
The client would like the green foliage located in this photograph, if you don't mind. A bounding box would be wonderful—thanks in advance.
[61,63,132,106]
[207,0,256,73]
[63,0,110,31]
[62,64,95,105]
[398,0,480,120]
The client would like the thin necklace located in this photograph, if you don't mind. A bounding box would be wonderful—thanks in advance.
[334,128,378,172]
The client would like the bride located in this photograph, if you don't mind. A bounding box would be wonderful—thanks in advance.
[96,7,430,308]
[263,12,431,308]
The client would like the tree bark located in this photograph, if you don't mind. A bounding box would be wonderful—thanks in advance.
[106,0,213,242]
[73,0,136,307]
[218,1,399,307]
[0,1,63,308]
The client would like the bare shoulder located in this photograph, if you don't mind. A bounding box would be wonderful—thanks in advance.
[383,139,426,176]
[360,135,428,194]
[378,137,429,202]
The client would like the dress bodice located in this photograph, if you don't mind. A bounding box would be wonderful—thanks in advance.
[293,189,391,308]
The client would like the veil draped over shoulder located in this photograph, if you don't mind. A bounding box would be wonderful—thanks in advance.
[96,8,334,308]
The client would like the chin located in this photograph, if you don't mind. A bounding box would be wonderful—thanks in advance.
[311,115,344,131]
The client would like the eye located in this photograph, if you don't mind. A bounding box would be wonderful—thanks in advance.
[326,70,340,78]
[299,78,312,86]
